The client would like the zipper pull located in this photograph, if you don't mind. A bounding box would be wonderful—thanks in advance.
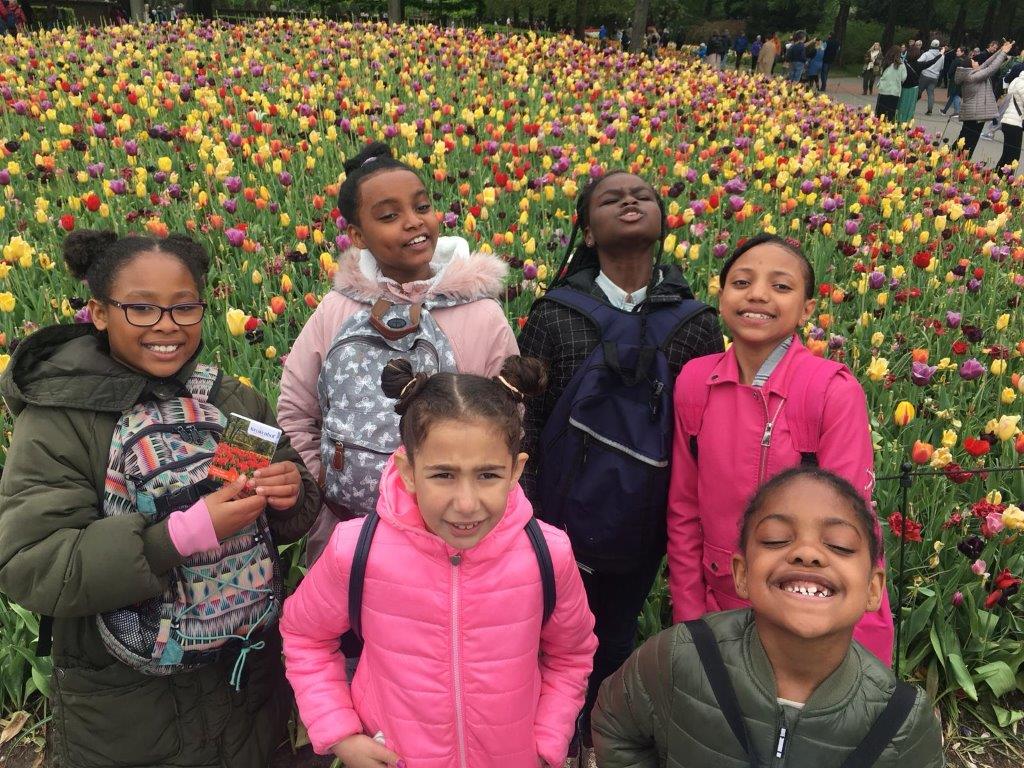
[332,444,344,471]
[761,420,775,447]
[775,725,788,758]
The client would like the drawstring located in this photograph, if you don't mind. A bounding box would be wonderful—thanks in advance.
[228,636,266,691]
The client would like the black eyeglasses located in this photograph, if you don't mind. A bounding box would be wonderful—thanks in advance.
[105,299,207,327]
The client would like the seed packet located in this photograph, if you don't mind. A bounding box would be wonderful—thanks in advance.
[207,413,282,491]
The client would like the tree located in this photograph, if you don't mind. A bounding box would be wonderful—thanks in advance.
[388,0,403,22]
[630,0,650,53]
[980,0,998,45]
[832,0,850,65]
[574,0,587,38]
[882,0,898,50]
[916,0,935,42]
[949,0,968,47]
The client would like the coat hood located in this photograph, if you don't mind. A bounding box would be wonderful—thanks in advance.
[374,452,534,564]
[332,235,509,306]
[0,323,198,417]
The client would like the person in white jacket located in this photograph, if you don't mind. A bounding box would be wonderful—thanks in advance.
[917,40,947,115]
[997,68,1024,175]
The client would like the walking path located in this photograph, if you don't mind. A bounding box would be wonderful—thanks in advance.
[821,76,1004,167]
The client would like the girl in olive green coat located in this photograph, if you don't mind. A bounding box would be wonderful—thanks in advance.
[0,230,320,768]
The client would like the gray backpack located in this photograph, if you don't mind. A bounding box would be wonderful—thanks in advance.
[317,299,458,519]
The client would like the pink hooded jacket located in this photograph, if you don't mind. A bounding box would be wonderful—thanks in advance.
[280,457,597,768]
[666,338,895,664]
[278,237,520,483]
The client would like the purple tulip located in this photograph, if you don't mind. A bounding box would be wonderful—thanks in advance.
[712,243,729,258]
[910,362,937,386]
[108,179,127,195]
[92,123,107,139]
[800,179,815,194]
[442,211,458,228]
[223,198,237,214]
[335,234,352,251]
[959,358,984,380]
[951,591,964,607]
[224,176,242,194]
[523,263,538,280]
[0,169,12,186]
[946,311,962,328]
[868,271,885,290]
[728,195,744,212]
[73,306,92,324]
[124,140,138,157]
[226,228,246,247]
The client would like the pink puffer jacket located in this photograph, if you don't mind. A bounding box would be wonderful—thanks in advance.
[667,338,895,664]
[280,457,597,768]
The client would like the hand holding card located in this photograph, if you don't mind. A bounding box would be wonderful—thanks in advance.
[208,414,282,494]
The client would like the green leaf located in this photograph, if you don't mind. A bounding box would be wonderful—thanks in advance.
[902,593,936,646]
[974,661,1017,697]
[947,653,978,702]
[30,666,51,700]
[992,705,1024,729]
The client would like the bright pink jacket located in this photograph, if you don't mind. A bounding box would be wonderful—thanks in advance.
[666,338,894,664]
[278,238,520,483]
[280,457,597,768]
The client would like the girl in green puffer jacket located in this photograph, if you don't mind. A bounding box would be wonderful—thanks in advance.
[0,230,320,768]
[593,467,944,768]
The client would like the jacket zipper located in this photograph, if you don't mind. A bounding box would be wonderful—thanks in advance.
[756,392,786,485]
[772,704,801,767]
[450,554,468,768]
[122,421,223,452]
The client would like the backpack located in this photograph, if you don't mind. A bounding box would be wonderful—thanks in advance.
[317,299,458,520]
[347,511,556,642]
[534,288,712,571]
[685,618,918,767]
[96,364,282,682]
[677,348,844,468]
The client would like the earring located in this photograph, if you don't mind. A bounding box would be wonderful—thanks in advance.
[585,237,594,247]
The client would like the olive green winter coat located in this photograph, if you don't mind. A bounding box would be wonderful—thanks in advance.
[0,324,321,768]
[593,609,944,768]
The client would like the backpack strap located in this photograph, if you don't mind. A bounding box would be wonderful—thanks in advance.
[780,353,845,467]
[676,354,726,462]
[348,511,381,642]
[36,615,53,657]
[525,517,556,625]
[184,363,222,404]
[685,619,757,767]
[838,681,918,768]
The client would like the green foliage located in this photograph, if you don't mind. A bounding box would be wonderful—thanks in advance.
[0,596,51,719]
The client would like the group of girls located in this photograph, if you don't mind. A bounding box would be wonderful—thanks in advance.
[0,140,942,768]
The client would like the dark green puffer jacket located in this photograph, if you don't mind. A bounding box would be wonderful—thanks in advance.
[593,610,944,768]
[0,324,321,768]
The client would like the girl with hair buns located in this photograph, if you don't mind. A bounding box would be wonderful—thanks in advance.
[278,140,518,566]
[282,357,597,768]
[0,230,320,768]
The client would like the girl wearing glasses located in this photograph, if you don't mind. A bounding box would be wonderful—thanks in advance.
[0,229,320,768]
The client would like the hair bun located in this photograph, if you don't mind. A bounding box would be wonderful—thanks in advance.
[163,233,212,276]
[343,141,395,175]
[381,358,430,415]
[63,229,117,280]
[495,356,548,401]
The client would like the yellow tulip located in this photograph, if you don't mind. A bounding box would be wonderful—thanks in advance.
[894,401,916,427]
[265,346,277,359]
[0,354,9,374]
[870,331,885,347]
[1001,387,1017,405]
[929,447,953,468]
[252,270,263,285]
[991,359,1007,376]
[0,292,15,313]
[1002,505,1024,531]
[941,429,958,448]
[226,308,247,336]
[995,313,1010,332]
[866,356,888,382]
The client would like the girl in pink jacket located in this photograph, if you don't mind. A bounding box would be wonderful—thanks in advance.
[667,234,895,664]
[278,142,518,564]
[281,357,597,768]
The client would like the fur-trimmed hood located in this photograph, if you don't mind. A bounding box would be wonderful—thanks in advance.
[332,236,509,306]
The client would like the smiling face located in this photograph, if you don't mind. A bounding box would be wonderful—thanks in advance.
[395,419,528,550]
[584,173,663,253]
[732,476,885,644]
[718,242,816,353]
[88,249,204,379]
[347,168,439,284]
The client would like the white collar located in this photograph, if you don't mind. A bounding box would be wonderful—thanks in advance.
[356,236,470,290]
[596,271,648,311]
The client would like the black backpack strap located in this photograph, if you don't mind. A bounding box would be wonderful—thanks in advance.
[525,518,556,625]
[37,615,53,657]
[685,619,756,766]
[348,511,380,642]
[655,299,716,352]
[839,681,918,768]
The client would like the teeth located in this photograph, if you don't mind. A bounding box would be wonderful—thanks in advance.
[782,583,833,598]
[451,521,481,530]
[741,312,774,320]
[407,235,427,246]
[146,344,181,353]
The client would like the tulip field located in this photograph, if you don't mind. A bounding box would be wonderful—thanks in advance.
[1,16,1024,754]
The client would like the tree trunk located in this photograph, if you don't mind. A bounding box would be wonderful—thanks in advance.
[387,0,402,23]
[950,0,968,47]
[832,1,850,66]
[630,0,651,54]
[574,0,586,39]
[916,0,935,43]
[882,0,898,51]
[194,0,212,19]
[980,0,999,45]
[997,0,1016,32]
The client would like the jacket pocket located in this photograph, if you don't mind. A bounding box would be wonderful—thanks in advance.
[53,662,182,767]
[702,541,745,610]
